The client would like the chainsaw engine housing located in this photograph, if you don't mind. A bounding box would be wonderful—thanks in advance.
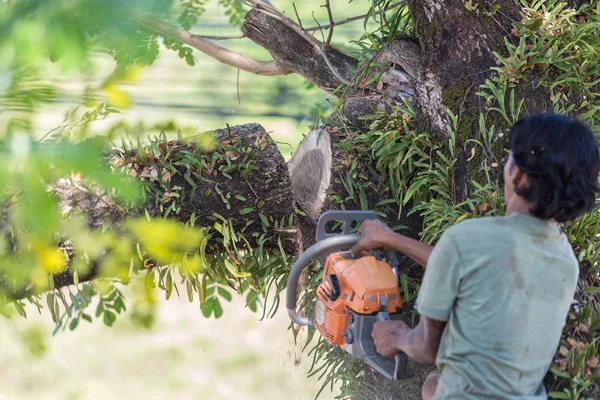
[313,251,402,346]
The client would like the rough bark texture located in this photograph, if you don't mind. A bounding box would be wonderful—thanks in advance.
[407,0,519,134]
[404,0,554,204]
[242,9,357,92]
[145,124,296,233]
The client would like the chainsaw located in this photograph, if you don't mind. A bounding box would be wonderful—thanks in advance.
[286,210,412,380]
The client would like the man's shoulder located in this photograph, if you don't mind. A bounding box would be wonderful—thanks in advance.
[444,216,509,240]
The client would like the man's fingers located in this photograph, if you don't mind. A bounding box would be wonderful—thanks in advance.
[351,243,362,257]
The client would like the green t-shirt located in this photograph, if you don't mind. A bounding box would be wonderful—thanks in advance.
[417,213,578,400]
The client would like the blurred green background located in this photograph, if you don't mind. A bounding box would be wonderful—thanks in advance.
[0,1,375,399]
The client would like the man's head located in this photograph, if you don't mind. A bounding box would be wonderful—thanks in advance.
[503,113,600,222]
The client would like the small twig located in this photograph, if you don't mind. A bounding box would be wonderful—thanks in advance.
[311,11,325,42]
[323,0,334,47]
[237,68,241,105]
[305,0,406,32]
[326,99,351,136]
[245,179,259,199]
[197,34,245,41]
[132,12,290,76]
[292,3,304,30]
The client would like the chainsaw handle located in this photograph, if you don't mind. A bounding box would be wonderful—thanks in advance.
[377,312,411,379]
[286,234,360,326]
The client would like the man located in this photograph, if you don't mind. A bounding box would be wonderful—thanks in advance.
[351,114,600,399]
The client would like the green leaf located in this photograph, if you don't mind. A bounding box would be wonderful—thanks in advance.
[201,297,215,318]
[103,310,116,327]
[218,287,232,302]
[186,280,194,303]
[113,297,126,314]
[259,213,269,227]
[95,302,104,318]
[166,271,173,300]
[213,298,224,319]
[69,318,79,331]
[531,18,544,31]
[47,293,57,323]
[294,208,307,216]
[240,207,254,215]
[584,286,600,293]
[224,259,251,278]
[403,179,428,205]
[549,367,572,379]
[81,313,92,323]
[548,392,570,399]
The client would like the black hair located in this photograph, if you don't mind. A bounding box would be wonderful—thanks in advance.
[507,113,600,222]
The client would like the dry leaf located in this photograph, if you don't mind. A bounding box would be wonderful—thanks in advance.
[559,346,569,357]
[491,162,498,168]
[225,151,239,161]
[478,202,490,214]
[578,323,590,333]
[467,147,476,161]
[554,358,567,371]
[587,358,599,368]
[202,160,212,175]
[377,79,384,91]
[162,170,172,182]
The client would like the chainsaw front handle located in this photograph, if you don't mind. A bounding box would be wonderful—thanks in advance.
[286,234,360,326]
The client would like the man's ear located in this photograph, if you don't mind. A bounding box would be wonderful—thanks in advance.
[512,168,529,191]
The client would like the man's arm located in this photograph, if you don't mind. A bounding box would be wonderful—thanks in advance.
[351,220,434,267]
[371,317,447,364]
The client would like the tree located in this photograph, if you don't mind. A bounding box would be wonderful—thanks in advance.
[0,0,599,398]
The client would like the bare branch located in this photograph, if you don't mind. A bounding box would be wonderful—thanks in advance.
[305,0,406,32]
[133,13,291,76]
[323,0,334,47]
[197,34,245,41]
[292,3,304,30]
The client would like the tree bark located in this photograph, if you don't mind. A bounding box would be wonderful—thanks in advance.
[241,9,357,92]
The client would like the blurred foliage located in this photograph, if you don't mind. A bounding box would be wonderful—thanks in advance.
[0,0,273,332]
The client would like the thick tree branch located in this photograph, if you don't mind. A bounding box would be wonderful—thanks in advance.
[4,124,300,299]
[133,13,291,76]
[242,9,357,92]
[239,0,352,86]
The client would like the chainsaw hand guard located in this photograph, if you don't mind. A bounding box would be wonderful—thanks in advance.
[286,234,360,326]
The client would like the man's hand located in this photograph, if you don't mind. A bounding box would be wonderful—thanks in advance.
[371,320,411,358]
[351,219,396,257]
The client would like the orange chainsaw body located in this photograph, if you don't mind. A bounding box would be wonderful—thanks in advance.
[313,251,402,347]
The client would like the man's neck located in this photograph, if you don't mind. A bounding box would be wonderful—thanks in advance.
[505,195,535,217]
